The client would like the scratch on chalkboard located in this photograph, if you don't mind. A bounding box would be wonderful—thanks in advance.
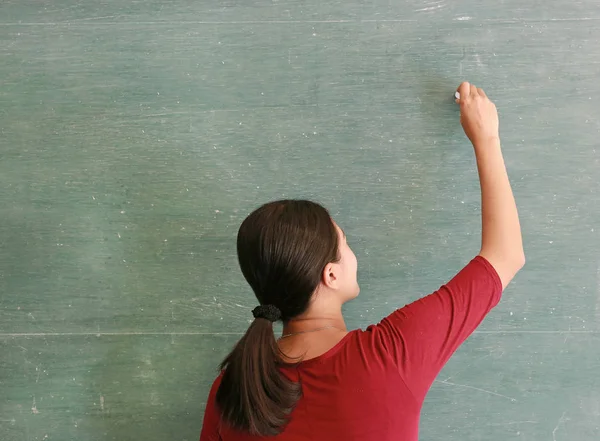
[415,0,446,13]
[2,17,600,27]
[552,411,568,441]
[172,296,248,320]
[488,420,537,426]
[70,15,121,22]
[436,379,517,402]
[31,396,39,414]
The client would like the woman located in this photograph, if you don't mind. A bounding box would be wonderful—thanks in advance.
[200,82,525,441]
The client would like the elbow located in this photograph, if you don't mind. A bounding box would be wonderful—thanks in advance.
[506,247,525,275]
[479,246,525,288]
[515,243,526,270]
[499,252,525,291]
[514,250,526,270]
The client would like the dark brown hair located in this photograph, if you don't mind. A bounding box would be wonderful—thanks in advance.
[216,199,339,436]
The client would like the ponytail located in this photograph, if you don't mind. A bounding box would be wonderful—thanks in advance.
[217,199,340,435]
[216,317,301,436]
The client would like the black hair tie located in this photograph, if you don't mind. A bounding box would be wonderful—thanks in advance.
[252,304,281,322]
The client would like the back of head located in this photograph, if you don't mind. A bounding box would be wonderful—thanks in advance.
[216,199,339,436]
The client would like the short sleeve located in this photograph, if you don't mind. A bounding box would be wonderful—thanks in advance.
[199,375,223,441]
[372,255,503,402]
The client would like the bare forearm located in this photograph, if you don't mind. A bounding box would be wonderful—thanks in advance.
[475,137,525,287]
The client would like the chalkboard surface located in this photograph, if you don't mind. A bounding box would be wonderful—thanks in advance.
[1,1,599,440]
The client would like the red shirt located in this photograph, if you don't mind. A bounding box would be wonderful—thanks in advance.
[200,256,502,441]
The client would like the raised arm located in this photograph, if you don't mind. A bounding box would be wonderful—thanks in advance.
[457,82,525,288]
[371,83,525,401]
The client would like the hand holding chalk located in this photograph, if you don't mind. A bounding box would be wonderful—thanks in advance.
[455,82,499,146]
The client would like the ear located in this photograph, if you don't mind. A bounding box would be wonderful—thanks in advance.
[321,262,340,289]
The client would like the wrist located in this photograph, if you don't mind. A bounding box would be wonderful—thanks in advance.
[472,136,501,151]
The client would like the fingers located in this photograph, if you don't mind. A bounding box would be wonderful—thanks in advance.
[457,82,470,100]
[456,81,489,102]
[470,83,478,97]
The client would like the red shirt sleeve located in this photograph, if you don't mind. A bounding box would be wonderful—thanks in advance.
[200,375,222,441]
[372,255,503,402]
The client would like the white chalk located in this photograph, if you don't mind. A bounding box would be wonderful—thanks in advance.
[455,91,460,100]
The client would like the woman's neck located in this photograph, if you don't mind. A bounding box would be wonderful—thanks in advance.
[278,313,349,362]
[281,315,347,337]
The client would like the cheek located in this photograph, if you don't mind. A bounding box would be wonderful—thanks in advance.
[339,243,358,277]
[346,249,358,274]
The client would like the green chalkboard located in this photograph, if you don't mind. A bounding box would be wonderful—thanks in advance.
[1,1,599,440]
